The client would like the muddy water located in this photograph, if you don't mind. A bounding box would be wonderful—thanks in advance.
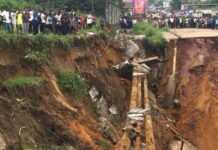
[175,38,218,150]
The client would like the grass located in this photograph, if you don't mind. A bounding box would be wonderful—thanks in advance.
[0,32,76,51]
[133,21,166,47]
[57,71,87,98]
[2,76,44,89]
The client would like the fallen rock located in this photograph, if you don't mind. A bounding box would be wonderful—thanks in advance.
[97,97,108,118]
[125,40,140,58]
[191,54,205,69]
[109,106,118,115]
[89,86,99,102]
[99,117,119,144]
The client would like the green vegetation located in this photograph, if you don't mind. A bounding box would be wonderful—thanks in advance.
[0,32,76,51]
[0,0,119,16]
[57,71,87,98]
[24,48,49,65]
[2,76,44,89]
[133,21,165,47]
[171,0,181,10]
[96,139,112,150]
[0,31,108,52]
[0,0,35,9]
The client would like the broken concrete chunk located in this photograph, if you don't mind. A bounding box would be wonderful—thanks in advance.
[0,133,6,150]
[127,107,150,121]
[113,60,130,70]
[97,96,108,118]
[191,54,205,69]
[169,140,198,150]
[89,86,99,102]
[99,117,118,144]
[128,116,144,121]
[125,40,140,58]
[128,107,149,114]
[109,106,118,115]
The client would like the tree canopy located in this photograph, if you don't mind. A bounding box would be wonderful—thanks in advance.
[0,0,114,16]
[171,0,182,10]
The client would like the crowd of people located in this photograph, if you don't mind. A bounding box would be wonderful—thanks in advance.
[150,15,218,29]
[119,10,218,30]
[0,9,97,34]
[145,11,218,29]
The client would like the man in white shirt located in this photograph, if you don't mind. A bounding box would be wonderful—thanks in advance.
[2,10,12,32]
[11,11,17,32]
[29,10,34,32]
[87,14,93,28]
[40,12,46,32]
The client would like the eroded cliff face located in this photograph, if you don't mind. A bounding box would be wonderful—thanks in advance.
[175,38,218,150]
[0,36,131,150]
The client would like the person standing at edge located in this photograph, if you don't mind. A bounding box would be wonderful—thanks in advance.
[17,11,23,33]
[23,10,30,33]
[11,10,17,33]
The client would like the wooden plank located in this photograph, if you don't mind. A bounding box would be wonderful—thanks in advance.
[137,56,160,64]
[144,77,156,150]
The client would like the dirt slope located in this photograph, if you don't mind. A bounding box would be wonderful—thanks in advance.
[175,38,218,150]
[0,36,130,150]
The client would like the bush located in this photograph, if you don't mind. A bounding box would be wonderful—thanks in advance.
[24,48,48,65]
[133,22,165,47]
[2,76,44,89]
[57,71,87,98]
[0,0,30,9]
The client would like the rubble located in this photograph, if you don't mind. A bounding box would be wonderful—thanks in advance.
[97,96,108,118]
[125,40,140,58]
[99,117,119,144]
[109,106,118,115]
[89,86,99,102]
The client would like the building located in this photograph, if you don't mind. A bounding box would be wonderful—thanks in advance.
[105,0,121,24]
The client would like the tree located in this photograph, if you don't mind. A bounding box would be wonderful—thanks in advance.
[171,0,182,10]
[210,0,218,3]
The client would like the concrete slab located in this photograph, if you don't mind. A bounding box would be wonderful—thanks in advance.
[163,32,178,41]
[164,29,218,40]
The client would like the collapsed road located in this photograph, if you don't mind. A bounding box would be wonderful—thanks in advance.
[114,29,218,150]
